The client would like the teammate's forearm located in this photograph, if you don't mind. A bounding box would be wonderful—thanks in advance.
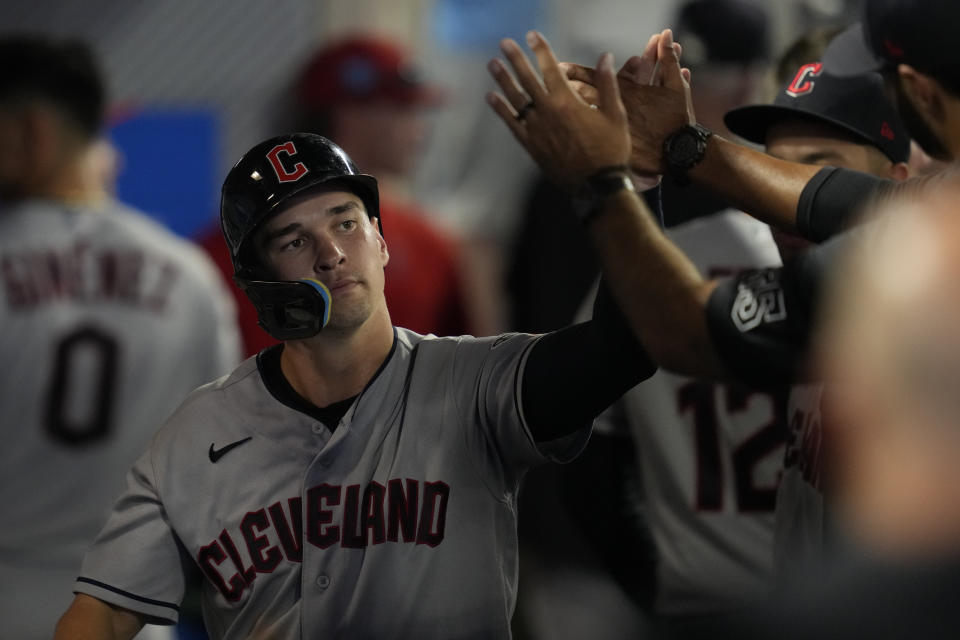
[588,189,728,380]
[688,136,821,234]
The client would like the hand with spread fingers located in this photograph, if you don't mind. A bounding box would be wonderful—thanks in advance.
[487,31,631,192]
[563,29,696,177]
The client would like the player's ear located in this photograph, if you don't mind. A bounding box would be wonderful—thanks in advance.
[371,217,389,267]
[887,161,910,182]
[898,64,947,125]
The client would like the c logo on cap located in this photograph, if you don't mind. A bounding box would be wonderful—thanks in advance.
[786,62,823,98]
[266,142,309,183]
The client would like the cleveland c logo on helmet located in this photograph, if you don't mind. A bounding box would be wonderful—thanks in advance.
[786,62,823,98]
[266,141,309,183]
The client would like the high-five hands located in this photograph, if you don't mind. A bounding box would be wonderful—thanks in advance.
[563,29,696,178]
[486,31,631,192]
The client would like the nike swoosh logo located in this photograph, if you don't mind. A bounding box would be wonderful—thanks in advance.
[208,437,252,463]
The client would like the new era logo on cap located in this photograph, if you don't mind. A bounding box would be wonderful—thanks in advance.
[882,38,904,59]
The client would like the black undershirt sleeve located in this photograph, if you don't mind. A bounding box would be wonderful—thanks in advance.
[796,167,889,242]
[521,281,657,443]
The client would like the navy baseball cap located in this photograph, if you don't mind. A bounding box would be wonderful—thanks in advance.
[822,0,960,78]
[724,63,910,163]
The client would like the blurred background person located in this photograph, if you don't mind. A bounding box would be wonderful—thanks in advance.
[809,168,960,637]
[0,34,240,639]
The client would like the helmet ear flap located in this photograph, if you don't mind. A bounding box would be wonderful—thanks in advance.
[239,279,332,340]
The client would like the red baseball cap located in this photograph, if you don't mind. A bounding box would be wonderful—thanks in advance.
[297,35,444,110]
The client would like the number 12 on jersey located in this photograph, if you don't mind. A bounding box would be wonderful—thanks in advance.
[678,381,787,513]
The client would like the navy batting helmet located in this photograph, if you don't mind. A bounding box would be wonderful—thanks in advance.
[220,133,380,340]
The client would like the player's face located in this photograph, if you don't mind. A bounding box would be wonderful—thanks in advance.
[255,188,389,331]
[765,120,891,174]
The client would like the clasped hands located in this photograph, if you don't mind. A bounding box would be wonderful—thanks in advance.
[486,29,695,192]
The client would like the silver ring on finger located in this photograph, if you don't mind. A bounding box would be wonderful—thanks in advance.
[515,100,535,121]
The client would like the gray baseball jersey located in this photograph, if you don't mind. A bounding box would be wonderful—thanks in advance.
[74,327,589,639]
[597,210,786,615]
[774,382,825,581]
[0,199,241,639]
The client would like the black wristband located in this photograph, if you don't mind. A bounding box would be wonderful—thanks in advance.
[571,166,637,224]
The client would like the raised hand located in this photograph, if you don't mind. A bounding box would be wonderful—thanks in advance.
[563,29,696,177]
[486,31,631,192]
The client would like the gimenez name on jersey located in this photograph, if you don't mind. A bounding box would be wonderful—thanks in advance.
[3,242,180,311]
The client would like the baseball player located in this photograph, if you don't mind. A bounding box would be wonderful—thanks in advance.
[487,28,911,592]
[722,65,910,580]
[54,132,654,639]
[572,57,909,619]
[0,35,241,639]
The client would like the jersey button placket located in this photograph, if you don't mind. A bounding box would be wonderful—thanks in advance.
[315,573,331,591]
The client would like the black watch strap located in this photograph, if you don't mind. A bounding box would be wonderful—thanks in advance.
[571,167,637,224]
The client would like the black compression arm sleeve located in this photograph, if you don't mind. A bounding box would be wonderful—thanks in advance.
[521,281,656,442]
[796,167,889,242]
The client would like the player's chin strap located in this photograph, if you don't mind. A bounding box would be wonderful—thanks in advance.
[238,277,332,341]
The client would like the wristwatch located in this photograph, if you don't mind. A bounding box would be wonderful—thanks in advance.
[571,167,637,224]
[663,123,712,185]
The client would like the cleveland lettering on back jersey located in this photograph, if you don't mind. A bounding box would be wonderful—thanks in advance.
[74,328,589,639]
